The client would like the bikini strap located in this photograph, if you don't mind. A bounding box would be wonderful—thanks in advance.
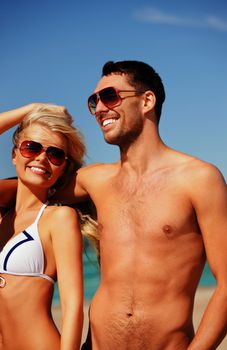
[34,201,49,224]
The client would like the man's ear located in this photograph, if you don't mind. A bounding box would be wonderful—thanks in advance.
[143,91,156,113]
[12,148,16,165]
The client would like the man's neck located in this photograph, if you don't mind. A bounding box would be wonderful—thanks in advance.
[119,129,167,175]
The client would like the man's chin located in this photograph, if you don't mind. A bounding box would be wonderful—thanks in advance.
[103,135,120,146]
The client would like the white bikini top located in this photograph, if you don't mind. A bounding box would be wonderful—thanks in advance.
[0,203,55,283]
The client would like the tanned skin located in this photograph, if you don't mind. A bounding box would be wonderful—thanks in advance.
[0,106,83,350]
[76,72,227,350]
[1,70,227,349]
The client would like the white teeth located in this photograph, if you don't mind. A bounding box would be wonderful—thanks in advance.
[30,167,47,174]
[102,118,117,127]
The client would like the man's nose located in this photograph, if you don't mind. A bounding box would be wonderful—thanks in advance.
[95,97,109,115]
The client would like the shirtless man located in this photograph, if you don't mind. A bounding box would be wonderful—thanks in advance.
[1,60,227,349]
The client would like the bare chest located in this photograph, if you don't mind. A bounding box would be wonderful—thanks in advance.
[94,174,195,241]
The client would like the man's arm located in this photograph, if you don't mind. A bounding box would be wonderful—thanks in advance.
[0,169,90,208]
[0,179,17,208]
[188,164,227,349]
[53,164,102,205]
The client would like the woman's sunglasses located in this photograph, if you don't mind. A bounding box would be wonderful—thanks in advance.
[18,140,67,166]
[88,86,146,115]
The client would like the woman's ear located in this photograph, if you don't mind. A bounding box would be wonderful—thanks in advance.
[12,148,16,165]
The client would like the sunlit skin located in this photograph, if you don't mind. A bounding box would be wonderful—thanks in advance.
[0,81,227,349]
[13,125,67,191]
[0,123,83,350]
[94,74,146,148]
[74,73,227,349]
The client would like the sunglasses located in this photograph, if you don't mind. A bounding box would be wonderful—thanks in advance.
[18,140,67,166]
[88,86,146,115]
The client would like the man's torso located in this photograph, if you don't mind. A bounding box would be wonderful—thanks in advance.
[79,155,207,349]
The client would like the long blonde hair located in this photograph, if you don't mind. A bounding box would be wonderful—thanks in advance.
[13,104,85,189]
[74,201,100,259]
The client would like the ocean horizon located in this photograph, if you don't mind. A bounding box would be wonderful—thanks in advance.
[53,244,216,304]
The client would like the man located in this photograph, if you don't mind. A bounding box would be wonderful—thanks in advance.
[1,61,227,349]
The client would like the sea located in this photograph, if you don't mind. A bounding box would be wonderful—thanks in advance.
[52,240,216,305]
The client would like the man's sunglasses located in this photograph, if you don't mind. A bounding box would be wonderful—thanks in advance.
[88,86,146,115]
[18,140,67,166]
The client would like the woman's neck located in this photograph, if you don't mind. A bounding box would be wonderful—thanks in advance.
[15,180,48,213]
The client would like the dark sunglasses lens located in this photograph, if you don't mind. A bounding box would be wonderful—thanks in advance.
[88,87,120,115]
[20,141,42,157]
[19,141,65,166]
[46,147,66,166]
[100,87,119,107]
[88,94,97,115]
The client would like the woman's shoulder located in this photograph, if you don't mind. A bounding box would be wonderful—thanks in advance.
[45,204,79,222]
[43,205,81,240]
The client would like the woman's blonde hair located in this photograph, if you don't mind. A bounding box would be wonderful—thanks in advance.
[78,211,100,259]
[13,104,86,189]
[13,104,100,254]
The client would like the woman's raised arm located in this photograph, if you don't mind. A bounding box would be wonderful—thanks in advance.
[0,104,37,134]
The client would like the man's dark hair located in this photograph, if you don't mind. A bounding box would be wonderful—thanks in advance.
[102,60,165,123]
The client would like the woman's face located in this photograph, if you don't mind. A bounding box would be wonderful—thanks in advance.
[12,124,68,190]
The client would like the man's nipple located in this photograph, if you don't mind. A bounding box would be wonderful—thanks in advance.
[162,224,174,238]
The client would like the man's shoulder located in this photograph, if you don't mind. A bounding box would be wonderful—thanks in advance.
[183,155,222,178]
[175,152,226,190]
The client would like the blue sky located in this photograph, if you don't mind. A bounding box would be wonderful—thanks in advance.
[1,0,227,181]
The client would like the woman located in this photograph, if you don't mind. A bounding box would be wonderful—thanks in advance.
[0,103,85,349]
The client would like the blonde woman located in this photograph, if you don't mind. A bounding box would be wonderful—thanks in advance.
[0,104,85,350]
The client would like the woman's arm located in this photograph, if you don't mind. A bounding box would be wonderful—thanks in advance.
[0,104,39,206]
[0,103,69,207]
[0,104,36,134]
[51,206,84,350]
[0,103,71,134]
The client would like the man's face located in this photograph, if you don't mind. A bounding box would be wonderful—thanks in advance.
[92,73,145,147]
